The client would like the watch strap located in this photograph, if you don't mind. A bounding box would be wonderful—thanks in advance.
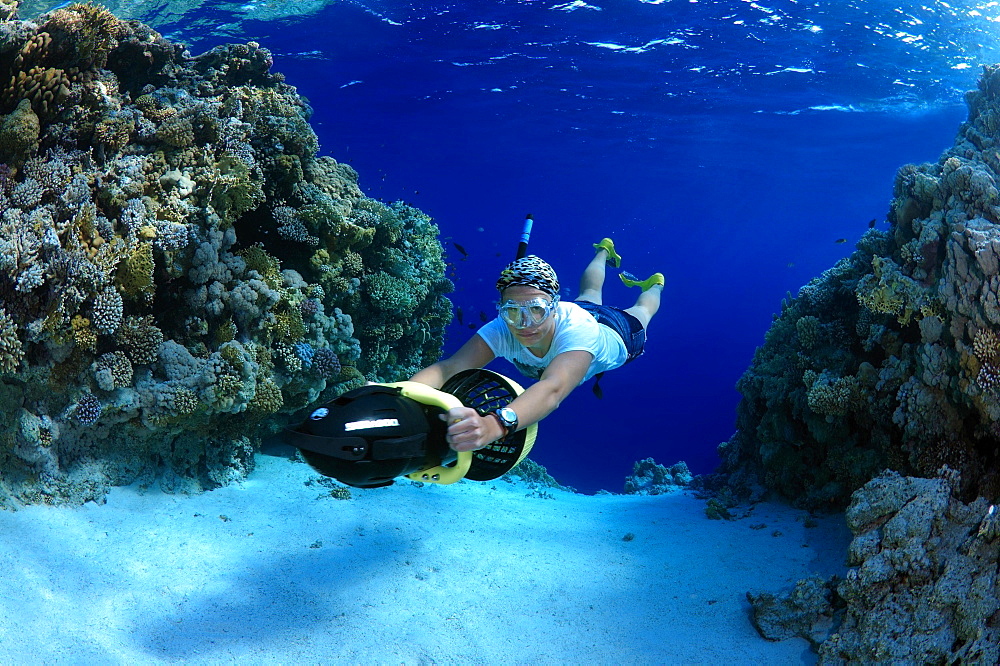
[487,412,509,438]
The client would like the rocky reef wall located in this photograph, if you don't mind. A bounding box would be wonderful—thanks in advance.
[727,65,1000,661]
[0,2,452,505]
[721,65,1000,509]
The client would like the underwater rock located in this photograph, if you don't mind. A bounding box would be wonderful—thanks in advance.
[820,470,1000,663]
[501,458,574,494]
[720,64,1000,509]
[0,3,452,505]
[753,470,1000,663]
[747,576,840,647]
[622,457,692,494]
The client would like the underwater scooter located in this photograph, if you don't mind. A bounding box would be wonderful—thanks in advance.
[284,216,539,488]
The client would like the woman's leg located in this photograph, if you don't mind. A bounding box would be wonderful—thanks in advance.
[624,280,662,329]
[577,248,609,304]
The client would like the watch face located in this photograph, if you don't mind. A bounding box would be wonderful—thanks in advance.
[497,407,517,427]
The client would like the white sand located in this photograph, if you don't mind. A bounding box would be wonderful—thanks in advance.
[0,452,851,665]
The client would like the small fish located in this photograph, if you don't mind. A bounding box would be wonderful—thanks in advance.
[479,311,489,323]
[468,323,477,329]
[835,238,847,244]
[787,262,795,268]
[868,218,876,228]
[453,242,468,259]
[455,307,464,326]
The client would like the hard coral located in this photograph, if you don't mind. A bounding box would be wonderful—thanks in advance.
[756,471,1000,663]
[45,3,124,60]
[0,7,451,505]
[722,64,1000,508]
[248,377,282,414]
[311,347,341,379]
[90,285,123,335]
[0,98,39,163]
[1,65,73,116]
[115,241,154,300]
[0,306,22,374]
[73,392,101,424]
[115,315,163,365]
[93,349,132,391]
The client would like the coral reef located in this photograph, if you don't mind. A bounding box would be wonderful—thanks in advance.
[622,457,692,494]
[720,64,1000,509]
[0,3,452,505]
[749,470,1000,663]
[730,68,1000,660]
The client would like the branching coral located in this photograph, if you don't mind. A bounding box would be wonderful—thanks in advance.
[93,349,132,391]
[805,371,860,419]
[115,315,163,365]
[0,307,23,374]
[73,392,102,424]
[973,328,1000,390]
[855,256,932,326]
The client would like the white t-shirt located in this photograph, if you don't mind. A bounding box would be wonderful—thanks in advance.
[477,301,628,384]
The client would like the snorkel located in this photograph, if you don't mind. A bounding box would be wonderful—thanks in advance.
[516,214,532,260]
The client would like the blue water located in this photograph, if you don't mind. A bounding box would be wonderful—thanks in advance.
[29,0,994,492]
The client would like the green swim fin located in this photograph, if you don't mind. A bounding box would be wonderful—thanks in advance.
[620,271,664,291]
[593,238,622,268]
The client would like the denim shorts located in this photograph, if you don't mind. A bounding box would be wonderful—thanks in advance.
[573,300,646,364]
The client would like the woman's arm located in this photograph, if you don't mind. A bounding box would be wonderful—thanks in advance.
[445,349,593,451]
[503,349,591,431]
[409,334,496,389]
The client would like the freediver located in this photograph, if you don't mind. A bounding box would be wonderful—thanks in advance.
[409,239,663,452]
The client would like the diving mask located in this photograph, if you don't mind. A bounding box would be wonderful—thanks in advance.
[498,296,559,329]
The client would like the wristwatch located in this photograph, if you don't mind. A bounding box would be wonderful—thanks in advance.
[492,406,518,437]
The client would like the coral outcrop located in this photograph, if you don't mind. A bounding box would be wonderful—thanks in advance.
[622,457,692,494]
[720,64,1000,509]
[0,3,452,505]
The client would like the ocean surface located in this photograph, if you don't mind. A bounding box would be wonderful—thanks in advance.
[22,0,997,492]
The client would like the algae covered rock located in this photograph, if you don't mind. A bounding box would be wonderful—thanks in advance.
[721,64,1000,508]
[0,3,452,505]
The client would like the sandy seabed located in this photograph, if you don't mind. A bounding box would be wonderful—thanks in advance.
[0,451,851,665]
